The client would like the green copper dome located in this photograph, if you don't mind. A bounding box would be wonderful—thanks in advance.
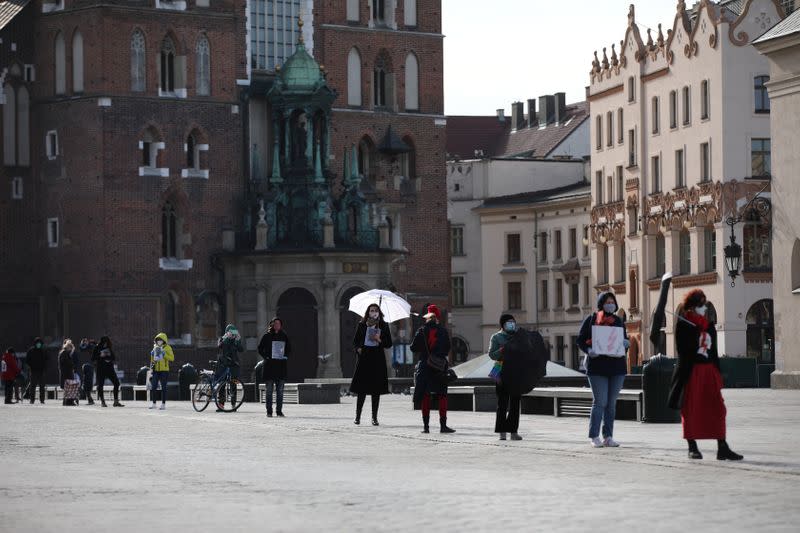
[279,41,324,92]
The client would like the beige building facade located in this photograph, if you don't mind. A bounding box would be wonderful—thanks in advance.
[588,0,787,373]
[755,6,800,388]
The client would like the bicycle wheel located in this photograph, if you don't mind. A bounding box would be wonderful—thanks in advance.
[215,377,244,412]
[192,374,213,412]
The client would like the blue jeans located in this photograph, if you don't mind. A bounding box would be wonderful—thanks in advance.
[587,374,625,439]
[150,371,169,403]
[265,379,285,414]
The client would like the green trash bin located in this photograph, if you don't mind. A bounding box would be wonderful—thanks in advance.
[642,355,681,423]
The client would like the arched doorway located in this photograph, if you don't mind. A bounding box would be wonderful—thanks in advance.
[276,288,319,381]
[339,286,365,378]
[746,299,774,363]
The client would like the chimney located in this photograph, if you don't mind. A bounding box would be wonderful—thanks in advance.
[511,101,525,131]
[527,99,537,128]
[554,92,567,124]
[538,95,556,125]
[496,108,505,122]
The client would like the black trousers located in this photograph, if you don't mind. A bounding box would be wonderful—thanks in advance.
[356,393,381,418]
[96,366,120,400]
[3,380,14,403]
[495,385,521,433]
[29,370,46,403]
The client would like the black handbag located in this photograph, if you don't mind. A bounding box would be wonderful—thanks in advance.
[423,334,448,373]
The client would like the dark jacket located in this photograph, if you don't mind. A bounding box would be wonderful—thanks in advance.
[258,330,291,381]
[577,292,628,376]
[92,343,115,368]
[668,319,719,409]
[26,338,47,372]
[350,321,392,395]
[58,349,75,387]
[217,336,244,369]
[411,321,451,399]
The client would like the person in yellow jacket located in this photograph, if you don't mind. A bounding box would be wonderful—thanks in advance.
[149,333,175,410]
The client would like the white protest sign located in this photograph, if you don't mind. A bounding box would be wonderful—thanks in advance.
[591,325,626,357]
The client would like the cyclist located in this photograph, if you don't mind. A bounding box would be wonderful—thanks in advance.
[216,324,243,412]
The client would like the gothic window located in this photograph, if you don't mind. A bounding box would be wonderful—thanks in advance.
[347,47,362,106]
[374,61,387,108]
[55,31,66,95]
[595,115,602,150]
[196,35,211,96]
[72,31,84,93]
[652,96,660,134]
[160,37,176,93]
[669,90,678,129]
[701,80,710,120]
[131,30,146,92]
[682,86,691,125]
[404,52,419,111]
[606,111,613,147]
[617,108,623,143]
[400,135,416,179]
[162,202,178,258]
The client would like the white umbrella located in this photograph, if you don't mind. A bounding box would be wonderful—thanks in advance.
[348,289,411,323]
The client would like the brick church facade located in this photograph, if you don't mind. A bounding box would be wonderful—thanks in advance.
[0,0,448,380]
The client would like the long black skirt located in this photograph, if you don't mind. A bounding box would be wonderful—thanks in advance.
[350,346,389,395]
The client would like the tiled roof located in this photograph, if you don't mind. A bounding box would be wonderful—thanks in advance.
[0,0,29,31]
[718,0,746,16]
[446,101,589,160]
[755,7,800,43]
[478,181,590,209]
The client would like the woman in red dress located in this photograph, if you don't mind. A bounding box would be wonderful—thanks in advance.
[669,289,742,460]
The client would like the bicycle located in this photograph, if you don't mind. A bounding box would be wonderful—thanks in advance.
[191,360,244,413]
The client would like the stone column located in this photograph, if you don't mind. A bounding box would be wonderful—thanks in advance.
[323,218,335,248]
[319,279,342,378]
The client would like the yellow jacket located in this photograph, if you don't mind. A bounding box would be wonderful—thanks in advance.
[150,333,175,372]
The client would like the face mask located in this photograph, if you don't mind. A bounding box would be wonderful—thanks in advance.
[369,311,379,319]
[35,343,42,349]
[504,321,516,333]
[156,340,164,346]
[696,305,707,316]
[603,303,616,314]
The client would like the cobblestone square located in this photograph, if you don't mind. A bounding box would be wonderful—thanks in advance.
[1,389,799,532]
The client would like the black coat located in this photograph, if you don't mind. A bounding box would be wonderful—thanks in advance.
[26,346,47,372]
[350,321,392,395]
[410,322,451,400]
[92,344,115,368]
[501,329,548,396]
[58,349,75,387]
[217,337,244,368]
[668,320,720,409]
[258,331,291,381]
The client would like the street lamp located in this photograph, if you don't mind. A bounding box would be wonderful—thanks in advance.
[723,233,742,287]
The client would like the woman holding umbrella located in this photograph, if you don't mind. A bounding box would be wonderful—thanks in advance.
[350,304,393,426]
[669,289,742,460]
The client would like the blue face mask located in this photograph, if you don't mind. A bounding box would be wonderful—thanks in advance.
[603,303,616,314]
[504,321,516,333]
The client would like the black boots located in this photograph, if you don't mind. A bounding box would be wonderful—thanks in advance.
[354,405,362,425]
[371,395,380,426]
[421,415,430,433]
[688,439,703,459]
[440,417,455,434]
[717,440,743,461]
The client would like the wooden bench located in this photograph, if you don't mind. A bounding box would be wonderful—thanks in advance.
[258,383,340,405]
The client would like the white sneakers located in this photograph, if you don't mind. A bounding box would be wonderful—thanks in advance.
[591,437,621,447]
[149,404,156,410]
[150,403,166,410]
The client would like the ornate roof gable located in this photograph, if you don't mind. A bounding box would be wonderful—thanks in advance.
[727,0,786,46]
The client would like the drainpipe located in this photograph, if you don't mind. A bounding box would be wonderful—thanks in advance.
[533,212,539,330]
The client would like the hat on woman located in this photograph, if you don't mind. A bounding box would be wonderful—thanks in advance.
[422,304,441,321]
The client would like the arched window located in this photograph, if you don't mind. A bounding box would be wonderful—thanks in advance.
[746,299,774,362]
[162,202,178,258]
[404,0,417,27]
[3,85,15,166]
[160,37,176,93]
[347,47,362,106]
[131,30,146,92]
[374,60,387,108]
[606,110,613,147]
[17,86,29,167]
[404,52,419,111]
[196,35,210,96]
[400,135,416,179]
[72,31,84,93]
[55,31,66,95]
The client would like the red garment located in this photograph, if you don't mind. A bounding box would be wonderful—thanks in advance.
[684,311,709,332]
[420,393,447,418]
[594,311,616,326]
[427,328,438,353]
[684,311,712,357]
[681,363,726,439]
[1,352,20,380]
